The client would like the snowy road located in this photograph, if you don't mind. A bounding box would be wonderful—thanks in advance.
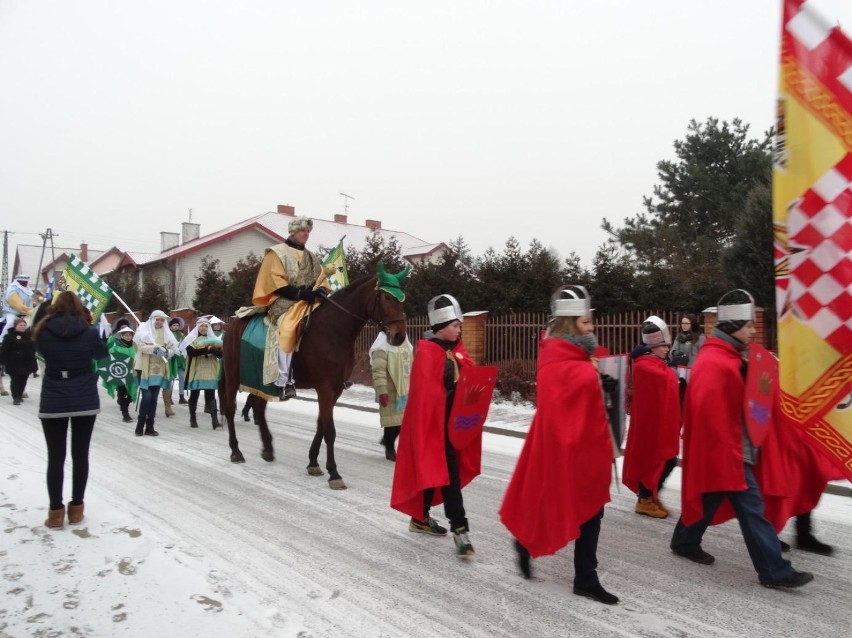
[1,388,850,638]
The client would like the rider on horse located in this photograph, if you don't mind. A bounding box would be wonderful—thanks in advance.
[252,216,331,400]
[2,274,35,339]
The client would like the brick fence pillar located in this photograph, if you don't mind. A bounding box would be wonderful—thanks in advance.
[462,311,489,365]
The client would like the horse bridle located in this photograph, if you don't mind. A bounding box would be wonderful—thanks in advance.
[322,289,406,332]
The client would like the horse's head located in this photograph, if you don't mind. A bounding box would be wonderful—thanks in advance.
[373,261,411,346]
[371,289,408,346]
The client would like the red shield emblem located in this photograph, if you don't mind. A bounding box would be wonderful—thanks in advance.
[744,345,778,447]
[447,366,498,450]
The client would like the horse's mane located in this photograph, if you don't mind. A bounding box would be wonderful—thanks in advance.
[326,274,376,301]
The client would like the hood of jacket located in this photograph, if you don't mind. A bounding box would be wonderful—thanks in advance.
[43,314,90,340]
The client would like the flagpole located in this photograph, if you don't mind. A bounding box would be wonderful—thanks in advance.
[111,290,143,326]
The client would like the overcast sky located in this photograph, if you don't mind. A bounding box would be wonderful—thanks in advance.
[2,0,852,272]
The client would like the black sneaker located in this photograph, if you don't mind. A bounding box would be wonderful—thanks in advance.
[280,384,296,401]
[573,584,619,605]
[672,547,715,565]
[762,570,814,589]
[409,517,447,535]
[453,527,474,557]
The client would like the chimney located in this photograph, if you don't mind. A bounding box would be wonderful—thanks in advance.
[161,231,180,252]
[80,242,88,262]
[181,222,200,244]
[334,214,348,224]
[277,204,296,216]
[365,219,382,231]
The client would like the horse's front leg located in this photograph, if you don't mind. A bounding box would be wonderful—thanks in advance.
[222,381,245,463]
[254,400,275,462]
[306,389,345,489]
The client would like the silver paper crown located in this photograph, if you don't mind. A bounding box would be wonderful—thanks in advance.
[641,315,672,346]
[551,285,593,317]
[427,294,463,326]
[716,289,756,322]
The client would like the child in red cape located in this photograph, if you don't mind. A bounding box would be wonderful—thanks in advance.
[390,294,479,557]
[500,285,618,605]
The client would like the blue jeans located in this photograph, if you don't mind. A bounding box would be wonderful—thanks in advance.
[670,465,793,584]
[139,387,162,421]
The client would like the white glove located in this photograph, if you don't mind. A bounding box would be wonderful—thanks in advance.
[153,346,168,356]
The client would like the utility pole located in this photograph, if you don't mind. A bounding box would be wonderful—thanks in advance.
[340,192,355,216]
[1,230,8,286]
[35,228,58,285]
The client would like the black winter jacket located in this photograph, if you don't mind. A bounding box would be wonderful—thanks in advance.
[0,329,38,376]
[35,314,108,417]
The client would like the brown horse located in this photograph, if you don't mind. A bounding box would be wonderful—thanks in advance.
[221,275,407,489]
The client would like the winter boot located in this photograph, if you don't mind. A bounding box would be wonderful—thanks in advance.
[144,416,159,437]
[189,406,198,428]
[453,527,474,557]
[135,416,145,437]
[795,512,834,555]
[0,371,7,397]
[163,390,175,417]
[635,497,668,519]
[178,394,188,405]
[121,409,133,423]
[382,426,400,461]
[210,400,221,429]
[45,506,65,529]
[67,502,85,524]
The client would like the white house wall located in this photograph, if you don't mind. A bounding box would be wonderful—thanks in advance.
[171,228,274,310]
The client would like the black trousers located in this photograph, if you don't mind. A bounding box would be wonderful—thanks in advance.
[10,374,28,399]
[638,456,679,499]
[574,508,605,589]
[189,389,217,411]
[117,386,132,411]
[41,415,97,510]
[422,426,467,532]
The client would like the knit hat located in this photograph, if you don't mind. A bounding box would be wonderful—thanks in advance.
[288,216,313,234]
[716,289,755,335]
[168,316,185,330]
[550,285,593,317]
[427,294,463,331]
[641,315,672,347]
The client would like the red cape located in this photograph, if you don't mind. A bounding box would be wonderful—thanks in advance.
[390,339,477,519]
[622,354,681,498]
[499,338,613,558]
[756,403,840,530]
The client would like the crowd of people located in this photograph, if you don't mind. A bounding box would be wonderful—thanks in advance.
[2,234,840,603]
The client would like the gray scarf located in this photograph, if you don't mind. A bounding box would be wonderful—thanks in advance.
[556,332,598,356]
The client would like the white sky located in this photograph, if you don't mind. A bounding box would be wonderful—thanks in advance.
[2,0,852,270]
[2,384,850,637]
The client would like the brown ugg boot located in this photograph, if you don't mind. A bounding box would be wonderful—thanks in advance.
[163,390,175,417]
[67,502,85,524]
[45,506,66,529]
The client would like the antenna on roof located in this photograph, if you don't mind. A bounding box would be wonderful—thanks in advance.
[188,208,193,222]
[339,192,355,215]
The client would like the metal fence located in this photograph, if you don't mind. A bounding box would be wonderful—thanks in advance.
[354,310,687,381]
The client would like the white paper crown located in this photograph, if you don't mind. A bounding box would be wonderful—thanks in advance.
[716,289,756,322]
[551,285,593,317]
[641,315,672,346]
[427,294,463,326]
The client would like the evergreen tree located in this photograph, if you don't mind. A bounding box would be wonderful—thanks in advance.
[138,273,170,314]
[224,252,262,315]
[602,117,772,310]
[103,271,141,314]
[193,256,229,318]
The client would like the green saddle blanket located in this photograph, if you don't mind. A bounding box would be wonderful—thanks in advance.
[240,315,280,401]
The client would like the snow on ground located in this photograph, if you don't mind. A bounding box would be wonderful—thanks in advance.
[1,383,850,638]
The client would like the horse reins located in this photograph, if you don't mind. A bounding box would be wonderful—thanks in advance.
[321,289,406,331]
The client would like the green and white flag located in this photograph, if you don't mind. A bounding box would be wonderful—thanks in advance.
[58,254,113,323]
[321,239,349,294]
[97,350,138,399]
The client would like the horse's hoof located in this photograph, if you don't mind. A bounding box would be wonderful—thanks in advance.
[230,453,246,463]
[328,479,347,490]
[307,466,324,477]
[261,451,275,462]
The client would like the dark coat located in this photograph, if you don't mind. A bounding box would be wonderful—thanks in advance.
[35,314,108,417]
[0,328,38,376]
